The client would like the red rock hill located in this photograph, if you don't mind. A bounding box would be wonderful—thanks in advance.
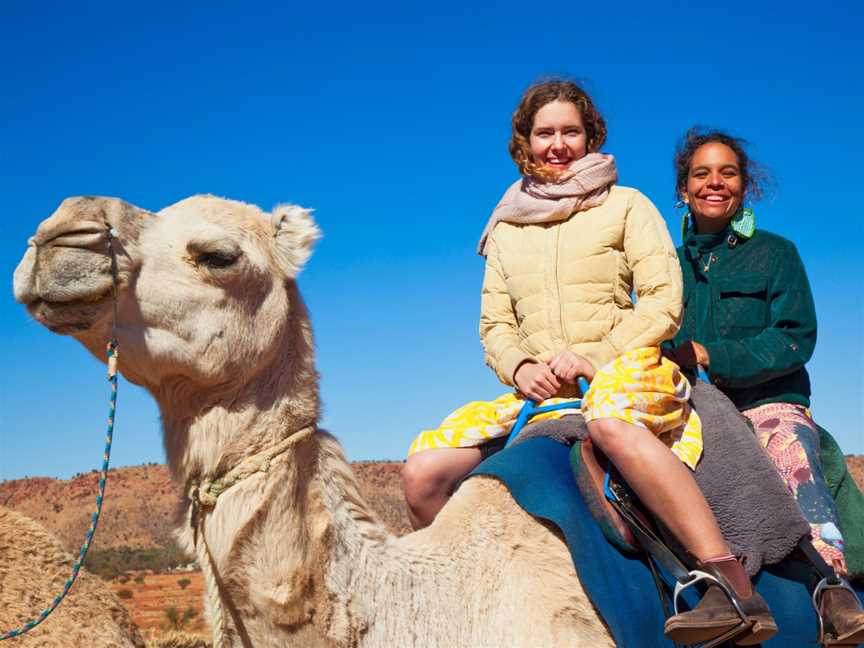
[2,457,861,554]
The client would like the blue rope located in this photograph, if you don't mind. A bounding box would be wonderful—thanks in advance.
[0,340,119,641]
[505,376,591,447]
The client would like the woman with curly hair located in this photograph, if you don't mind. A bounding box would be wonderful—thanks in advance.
[403,79,776,645]
[666,128,864,644]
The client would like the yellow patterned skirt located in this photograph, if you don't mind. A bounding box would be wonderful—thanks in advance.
[408,347,703,470]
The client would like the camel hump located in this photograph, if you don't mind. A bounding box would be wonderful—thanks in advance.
[0,507,145,647]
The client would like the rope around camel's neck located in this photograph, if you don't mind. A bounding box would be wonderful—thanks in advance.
[158,310,321,488]
[190,424,318,648]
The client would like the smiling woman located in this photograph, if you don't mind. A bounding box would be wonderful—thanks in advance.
[684,143,745,231]
[402,79,779,646]
[508,80,607,182]
[528,101,587,170]
[667,128,864,644]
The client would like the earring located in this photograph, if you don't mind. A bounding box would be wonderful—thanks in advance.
[680,212,692,241]
[730,207,756,239]
[676,200,691,242]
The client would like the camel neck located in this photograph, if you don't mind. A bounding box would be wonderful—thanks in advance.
[159,301,321,485]
[300,434,396,640]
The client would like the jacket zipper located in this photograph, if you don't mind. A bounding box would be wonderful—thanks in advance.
[549,224,566,347]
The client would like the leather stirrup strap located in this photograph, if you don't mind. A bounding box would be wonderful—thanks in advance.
[605,475,693,583]
[796,537,842,584]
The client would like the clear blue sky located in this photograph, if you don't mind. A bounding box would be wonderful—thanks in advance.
[2,2,862,480]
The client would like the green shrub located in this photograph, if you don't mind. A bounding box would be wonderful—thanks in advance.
[85,541,190,579]
[117,589,133,599]
[164,605,198,631]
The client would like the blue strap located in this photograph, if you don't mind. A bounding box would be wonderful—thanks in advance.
[603,470,616,502]
[505,376,591,447]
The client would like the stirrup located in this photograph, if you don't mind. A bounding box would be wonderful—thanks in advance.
[811,576,858,647]
[603,473,755,648]
[672,570,753,648]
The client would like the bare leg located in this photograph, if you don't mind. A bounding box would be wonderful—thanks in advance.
[403,447,484,530]
[588,417,728,560]
[590,418,778,644]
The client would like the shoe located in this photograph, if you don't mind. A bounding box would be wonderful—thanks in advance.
[819,585,864,646]
[664,557,777,646]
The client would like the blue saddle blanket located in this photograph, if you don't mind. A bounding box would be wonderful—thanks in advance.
[467,436,864,647]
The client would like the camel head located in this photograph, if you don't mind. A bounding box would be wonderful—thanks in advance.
[14,195,321,403]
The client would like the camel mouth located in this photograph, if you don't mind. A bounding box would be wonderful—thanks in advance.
[28,292,112,335]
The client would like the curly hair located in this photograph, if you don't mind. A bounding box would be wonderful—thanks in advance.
[509,79,607,180]
[674,127,772,203]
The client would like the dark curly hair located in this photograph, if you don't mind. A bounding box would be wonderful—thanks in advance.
[509,78,607,180]
[674,127,772,203]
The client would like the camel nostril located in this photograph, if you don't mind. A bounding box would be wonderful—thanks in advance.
[39,222,113,250]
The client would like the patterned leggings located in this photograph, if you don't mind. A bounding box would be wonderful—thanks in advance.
[743,402,846,573]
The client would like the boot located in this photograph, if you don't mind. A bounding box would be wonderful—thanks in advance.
[819,584,864,646]
[664,556,777,646]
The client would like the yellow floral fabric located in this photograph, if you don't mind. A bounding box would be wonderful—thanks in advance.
[582,347,703,469]
[408,347,703,471]
[408,393,580,456]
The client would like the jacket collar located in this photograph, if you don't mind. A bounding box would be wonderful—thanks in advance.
[683,222,753,261]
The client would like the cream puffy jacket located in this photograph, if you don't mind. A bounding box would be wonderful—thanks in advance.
[480,185,683,391]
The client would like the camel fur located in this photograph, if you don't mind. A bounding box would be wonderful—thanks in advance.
[14,195,615,647]
[0,506,145,647]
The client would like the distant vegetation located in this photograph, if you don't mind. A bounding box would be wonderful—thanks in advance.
[164,605,198,631]
[85,542,190,580]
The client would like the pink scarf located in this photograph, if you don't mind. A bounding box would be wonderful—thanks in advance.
[477,153,618,256]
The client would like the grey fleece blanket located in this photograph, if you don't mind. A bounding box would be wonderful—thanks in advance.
[514,380,811,576]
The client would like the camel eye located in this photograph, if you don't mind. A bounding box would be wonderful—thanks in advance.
[197,250,241,269]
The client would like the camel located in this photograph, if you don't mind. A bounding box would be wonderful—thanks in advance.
[0,506,145,647]
[13,195,615,647]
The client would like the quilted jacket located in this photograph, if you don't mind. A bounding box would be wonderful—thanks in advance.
[672,226,816,410]
[480,185,683,394]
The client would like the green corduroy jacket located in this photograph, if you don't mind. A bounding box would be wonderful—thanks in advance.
[669,225,864,580]
[671,225,816,410]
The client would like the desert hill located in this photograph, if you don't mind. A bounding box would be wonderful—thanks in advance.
[2,456,862,557]
[0,461,411,554]
[3,456,862,646]
[845,455,864,493]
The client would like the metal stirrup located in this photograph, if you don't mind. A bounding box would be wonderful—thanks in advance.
[672,570,753,648]
[811,577,858,646]
[604,475,753,648]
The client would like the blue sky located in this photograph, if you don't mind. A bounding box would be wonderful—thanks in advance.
[1,1,862,480]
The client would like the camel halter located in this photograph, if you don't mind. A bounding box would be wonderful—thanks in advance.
[186,424,316,648]
[0,227,121,642]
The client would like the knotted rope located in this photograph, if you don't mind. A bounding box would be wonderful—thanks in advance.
[0,226,121,642]
[0,341,119,641]
[187,425,315,648]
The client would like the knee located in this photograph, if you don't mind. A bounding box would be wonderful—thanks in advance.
[588,418,638,462]
[403,452,451,507]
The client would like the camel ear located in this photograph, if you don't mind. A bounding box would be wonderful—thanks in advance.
[271,204,321,277]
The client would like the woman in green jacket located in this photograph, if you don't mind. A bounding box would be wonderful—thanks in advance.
[665,128,864,645]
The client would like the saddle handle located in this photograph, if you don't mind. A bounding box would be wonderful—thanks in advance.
[505,376,590,447]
